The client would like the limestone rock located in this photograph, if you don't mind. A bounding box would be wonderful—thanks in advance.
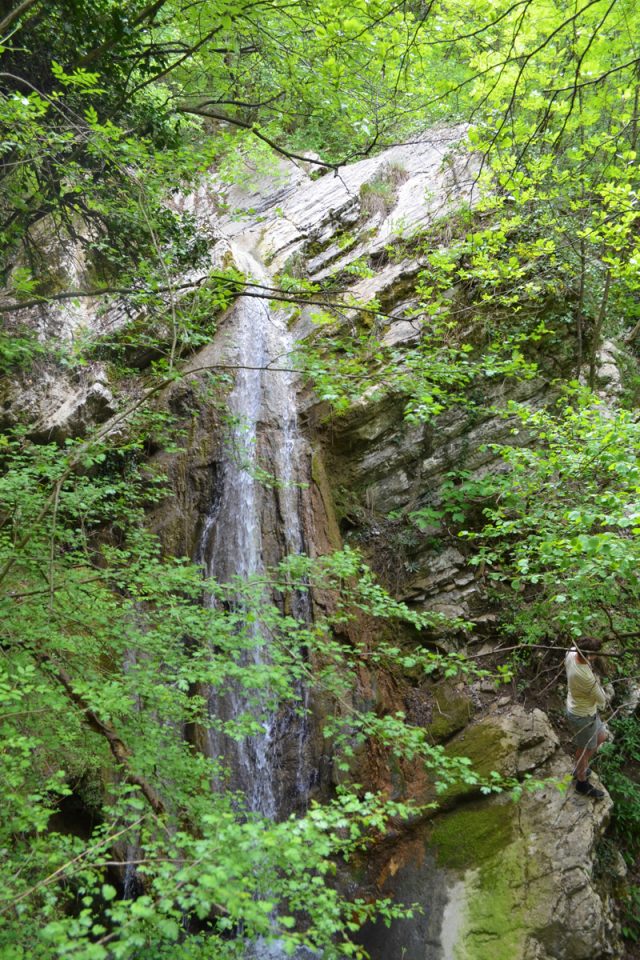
[323,374,551,614]
[359,706,618,960]
[1,364,115,441]
[440,707,559,805]
[593,339,623,397]
[427,681,474,741]
[198,124,476,277]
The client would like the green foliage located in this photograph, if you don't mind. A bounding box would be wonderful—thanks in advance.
[3,0,640,954]
[424,392,640,644]
[0,404,510,958]
[601,716,640,853]
[0,326,45,372]
[298,286,540,423]
[359,164,408,219]
[0,0,469,288]
[599,715,640,942]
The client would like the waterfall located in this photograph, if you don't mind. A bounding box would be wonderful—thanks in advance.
[197,242,310,820]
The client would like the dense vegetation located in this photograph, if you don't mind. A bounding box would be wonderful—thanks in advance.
[1,0,640,957]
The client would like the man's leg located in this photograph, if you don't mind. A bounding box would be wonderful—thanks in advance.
[574,727,608,798]
[574,722,608,777]
[589,728,608,770]
[574,745,594,780]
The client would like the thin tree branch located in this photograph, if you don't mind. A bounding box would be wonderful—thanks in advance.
[0,277,207,312]
[176,105,340,170]
[73,0,171,68]
[469,641,640,658]
[546,55,640,94]
[40,654,166,816]
[0,0,41,35]
[0,275,414,324]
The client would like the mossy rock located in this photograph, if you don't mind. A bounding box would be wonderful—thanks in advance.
[310,447,343,550]
[457,846,531,960]
[439,718,516,800]
[427,681,473,741]
[430,799,515,871]
[446,718,515,777]
[431,800,544,960]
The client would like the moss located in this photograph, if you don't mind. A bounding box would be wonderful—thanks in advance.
[310,447,324,489]
[431,802,535,960]
[279,250,307,279]
[435,719,515,801]
[310,447,343,550]
[446,719,514,777]
[431,798,555,960]
[430,800,515,871]
[427,682,473,741]
[359,163,409,219]
[459,841,529,960]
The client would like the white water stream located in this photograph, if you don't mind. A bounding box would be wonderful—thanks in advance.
[197,243,309,820]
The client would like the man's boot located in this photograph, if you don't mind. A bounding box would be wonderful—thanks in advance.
[575,779,605,800]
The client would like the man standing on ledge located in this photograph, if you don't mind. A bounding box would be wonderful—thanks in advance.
[565,637,608,800]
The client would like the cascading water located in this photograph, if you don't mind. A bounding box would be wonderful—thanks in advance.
[197,242,311,820]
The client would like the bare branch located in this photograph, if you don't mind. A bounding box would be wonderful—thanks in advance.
[546,55,640,94]
[0,273,413,324]
[177,105,340,170]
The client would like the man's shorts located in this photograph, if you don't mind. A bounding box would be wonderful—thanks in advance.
[566,711,606,750]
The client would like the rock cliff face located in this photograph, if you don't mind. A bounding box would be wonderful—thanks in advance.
[4,129,624,958]
[359,710,619,960]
